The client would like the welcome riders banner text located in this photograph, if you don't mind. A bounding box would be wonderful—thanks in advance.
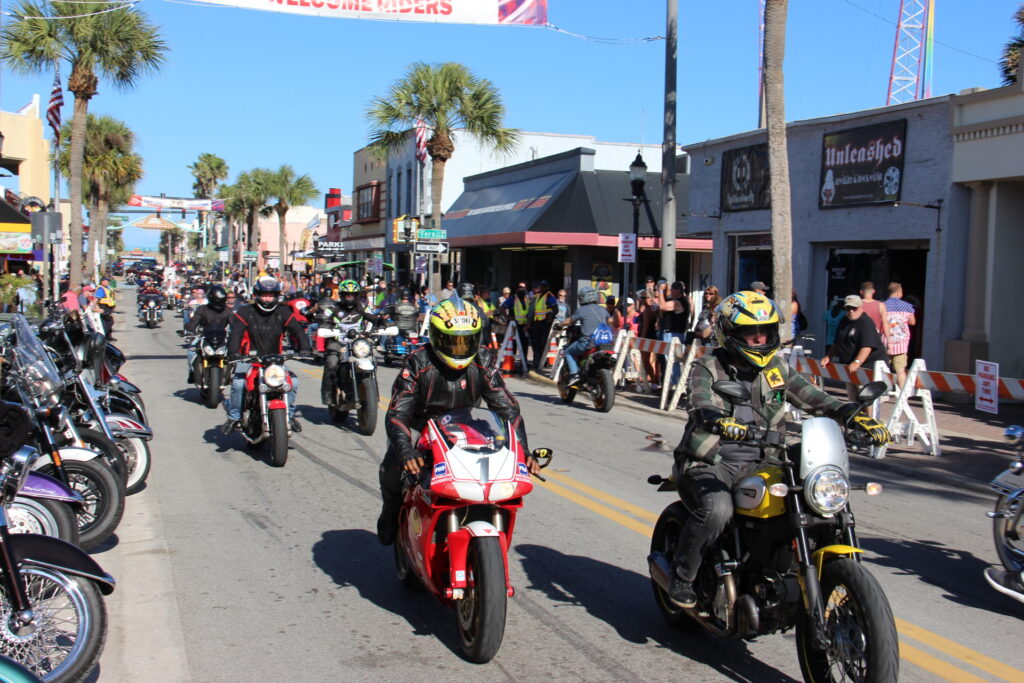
[188,0,548,24]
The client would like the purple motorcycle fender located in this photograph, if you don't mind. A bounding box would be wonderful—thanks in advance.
[20,471,85,505]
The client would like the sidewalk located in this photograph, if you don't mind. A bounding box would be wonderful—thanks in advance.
[521,369,1021,492]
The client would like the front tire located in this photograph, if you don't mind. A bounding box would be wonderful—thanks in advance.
[329,386,349,423]
[7,497,80,545]
[146,319,155,329]
[796,558,899,683]
[0,565,107,682]
[993,494,1024,573]
[119,436,152,496]
[593,368,616,413]
[357,377,378,436]
[650,502,700,629]
[268,408,289,468]
[204,366,222,409]
[454,536,507,664]
[77,428,128,486]
[557,365,576,405]
[56,459,125,551]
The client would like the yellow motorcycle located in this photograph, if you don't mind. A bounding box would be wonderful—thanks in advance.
[648,380,898,682]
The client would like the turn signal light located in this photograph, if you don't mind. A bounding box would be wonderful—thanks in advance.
[768,483,789,497]
[865,482,883,496]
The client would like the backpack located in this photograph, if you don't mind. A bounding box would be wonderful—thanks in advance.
[591,322,614,346]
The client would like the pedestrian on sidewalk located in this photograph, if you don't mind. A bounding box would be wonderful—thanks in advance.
[638,291,660,389]
[859,281,890,349]
[884,282,917,388]
[822,294,888,400]
[693,286,720,342]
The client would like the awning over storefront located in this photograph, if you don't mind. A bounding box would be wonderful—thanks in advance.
[0,200,33,254]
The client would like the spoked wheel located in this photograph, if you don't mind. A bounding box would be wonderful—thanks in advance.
[649,502,699,629]
[357,378,378,436]
[556,365,576,405]
[592,368,616,413]
[58,460,125,551]
[118,436,152,496]
[7,497,80,545]
[0,565,107,682]
[993,494,1024,573]
[454,537,507,664]
[797,558,899,683]
[267,408,289,468]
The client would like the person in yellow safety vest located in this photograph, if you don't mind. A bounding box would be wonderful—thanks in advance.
[474,284,496,346]
[501,281,531,372]
[94,276,116,339]
[528,280,559,371]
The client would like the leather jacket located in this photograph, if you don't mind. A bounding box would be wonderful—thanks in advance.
[228,303,310,357]
[385,345,527,461]
[185,304,232,335]
[316,298,379,329]
[383,300,419,334]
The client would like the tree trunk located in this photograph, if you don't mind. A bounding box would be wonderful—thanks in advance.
[68,96,89,288]
[85,195,99,282]
[430,156,445,230]
[277,207,287,273]
[764,0,793,342]
[95,190,110,277]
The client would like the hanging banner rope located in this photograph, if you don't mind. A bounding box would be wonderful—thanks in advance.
[182,0,548,25]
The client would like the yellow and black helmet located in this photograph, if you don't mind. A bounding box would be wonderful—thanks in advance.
[428,294,483,370]
[338,280,360,293]
[715,291,782,368]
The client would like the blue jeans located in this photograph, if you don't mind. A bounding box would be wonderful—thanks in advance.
[563,337,593,375]
[662,331,687,387]
[186,340,198,376]
[227,362,299,421]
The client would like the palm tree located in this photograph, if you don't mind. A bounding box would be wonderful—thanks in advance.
[764,0,793,342]
[189,153,229,247]
[262,165,318,271]
[366,61,518,228]
[1000,4,1024,85]
[221,169,272,262]
[1,1,166,287]
[56,114,143,280]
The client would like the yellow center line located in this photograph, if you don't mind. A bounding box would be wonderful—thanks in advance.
[534,469,1022,681]
[896,618,1024,682]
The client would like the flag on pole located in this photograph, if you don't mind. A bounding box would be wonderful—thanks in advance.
[47,70,64,143]
[414,118,428,164]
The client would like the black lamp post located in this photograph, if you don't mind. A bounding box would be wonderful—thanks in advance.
[402,215,414,284]
[623,152,647,315]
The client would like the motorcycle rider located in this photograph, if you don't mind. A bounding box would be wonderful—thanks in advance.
[221,276,310,435]
[182,284,233,383]
[668,291,892,608]
[137,280,165,317]
[559,286,614,387]
[383,287,420,337]
[376,294,540,545]
[310,279,380,408]
[457,282,493,341]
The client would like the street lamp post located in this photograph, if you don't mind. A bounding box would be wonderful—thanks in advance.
[403,215,414,284]
[624,153,647,315]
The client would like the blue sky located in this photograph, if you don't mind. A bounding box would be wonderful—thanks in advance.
[1,0,1019,250]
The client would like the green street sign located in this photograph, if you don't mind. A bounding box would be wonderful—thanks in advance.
[418,228,447,240]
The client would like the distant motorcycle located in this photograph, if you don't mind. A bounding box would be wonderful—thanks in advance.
[317,326,379,435]
[984,424,1024,605]
[139,298,162,328]
[376,325,424,367]
[553,322,616,412]
[189,330,229,409]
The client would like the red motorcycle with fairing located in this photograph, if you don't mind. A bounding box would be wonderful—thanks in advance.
[393,407,550,663]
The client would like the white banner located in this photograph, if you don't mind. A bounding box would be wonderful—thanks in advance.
[128,195,225,211]
[186,0,547,24]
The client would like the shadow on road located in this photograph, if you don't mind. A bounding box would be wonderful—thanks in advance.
[859,535,1021,618]
[311,529,462,656]
[515,544,796,682]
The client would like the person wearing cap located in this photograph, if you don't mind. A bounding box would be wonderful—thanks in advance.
[822,294,888,401]
[750,281,769,295]
[657,280,693,389]
[527,281,559,371]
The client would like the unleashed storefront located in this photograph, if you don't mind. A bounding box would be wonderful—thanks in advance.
[683,96,967,368]
[442,147,711,301]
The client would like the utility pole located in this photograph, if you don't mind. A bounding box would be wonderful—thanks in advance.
[660,0,678,283]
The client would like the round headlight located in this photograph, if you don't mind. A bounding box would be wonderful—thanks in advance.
[352,339,372,358]
[804,466,850,517]
[148,301,156,308]
[264,365,286,388]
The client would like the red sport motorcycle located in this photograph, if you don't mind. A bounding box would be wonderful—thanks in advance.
[233,351,304,468]
[393,407,551,663]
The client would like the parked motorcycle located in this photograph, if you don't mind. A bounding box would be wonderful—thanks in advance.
[983,424,1024,605]
[553,323,616,412]
[139,298,162,328]
[189,330,229,409]
[318,326,379,435]
[233,351,304,467]
[647,380,899,682]
[0,447,115,681]
[394,407,551,663]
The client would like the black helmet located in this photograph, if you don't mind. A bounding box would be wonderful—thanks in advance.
[457,282,475,299]
[399,287,412,300]
[207,285,228,312]
[252,277,281,313]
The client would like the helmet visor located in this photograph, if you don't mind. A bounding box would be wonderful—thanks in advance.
[433,330,480,362]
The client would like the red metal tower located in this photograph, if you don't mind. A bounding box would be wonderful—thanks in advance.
[887,0,934,105]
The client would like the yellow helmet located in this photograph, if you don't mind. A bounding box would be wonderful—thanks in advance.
[715,291,782,368]
[428,294,483,370]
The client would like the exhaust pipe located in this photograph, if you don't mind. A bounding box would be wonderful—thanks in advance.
[648,551,673,592]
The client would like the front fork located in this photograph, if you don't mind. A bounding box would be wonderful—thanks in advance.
[787,467,830,652]
[0,511,34,633]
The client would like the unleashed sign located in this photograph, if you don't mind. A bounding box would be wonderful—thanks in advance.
[819,120,906,208]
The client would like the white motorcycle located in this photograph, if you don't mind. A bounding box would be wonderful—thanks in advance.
[984,424,1024,604]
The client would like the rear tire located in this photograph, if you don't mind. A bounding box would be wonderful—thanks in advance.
[593,368,616,413]
[557,365,576,405]
[204,366,222,409]
[57,459,125,551]
[454,537,507,664]
[796,558,899,683]
[357,377,378,436]
[8,497,80,545]
[268,408,289,468]
[993,494,1024,574]
[394,522,424,591]
[650,502,700,630]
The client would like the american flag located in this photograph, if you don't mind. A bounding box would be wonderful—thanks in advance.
[414,118,428,164]
[47,70,64,143]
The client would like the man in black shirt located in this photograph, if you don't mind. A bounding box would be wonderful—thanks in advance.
[822,294,888,400]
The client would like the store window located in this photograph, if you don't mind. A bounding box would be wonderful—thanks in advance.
[730,232,773,292]
[355,184,380,223]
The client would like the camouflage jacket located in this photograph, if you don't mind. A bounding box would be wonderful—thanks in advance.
[674,349,847,466]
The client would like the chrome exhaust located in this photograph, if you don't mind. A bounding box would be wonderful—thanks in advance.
[648,551,673,593]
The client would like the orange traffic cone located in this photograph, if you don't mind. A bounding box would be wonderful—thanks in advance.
[501,339,517,376]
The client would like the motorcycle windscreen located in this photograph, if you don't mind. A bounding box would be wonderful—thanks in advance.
[430,409,531,502]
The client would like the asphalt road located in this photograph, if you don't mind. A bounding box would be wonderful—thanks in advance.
[91,294,1024,682]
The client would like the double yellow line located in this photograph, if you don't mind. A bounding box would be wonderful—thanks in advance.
[534,470,1024,682]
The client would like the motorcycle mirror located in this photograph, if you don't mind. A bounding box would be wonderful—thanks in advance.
[531,447,553,468]
[1004,425,1023,443]
[856,381,888,405]
[712,380,750,404]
